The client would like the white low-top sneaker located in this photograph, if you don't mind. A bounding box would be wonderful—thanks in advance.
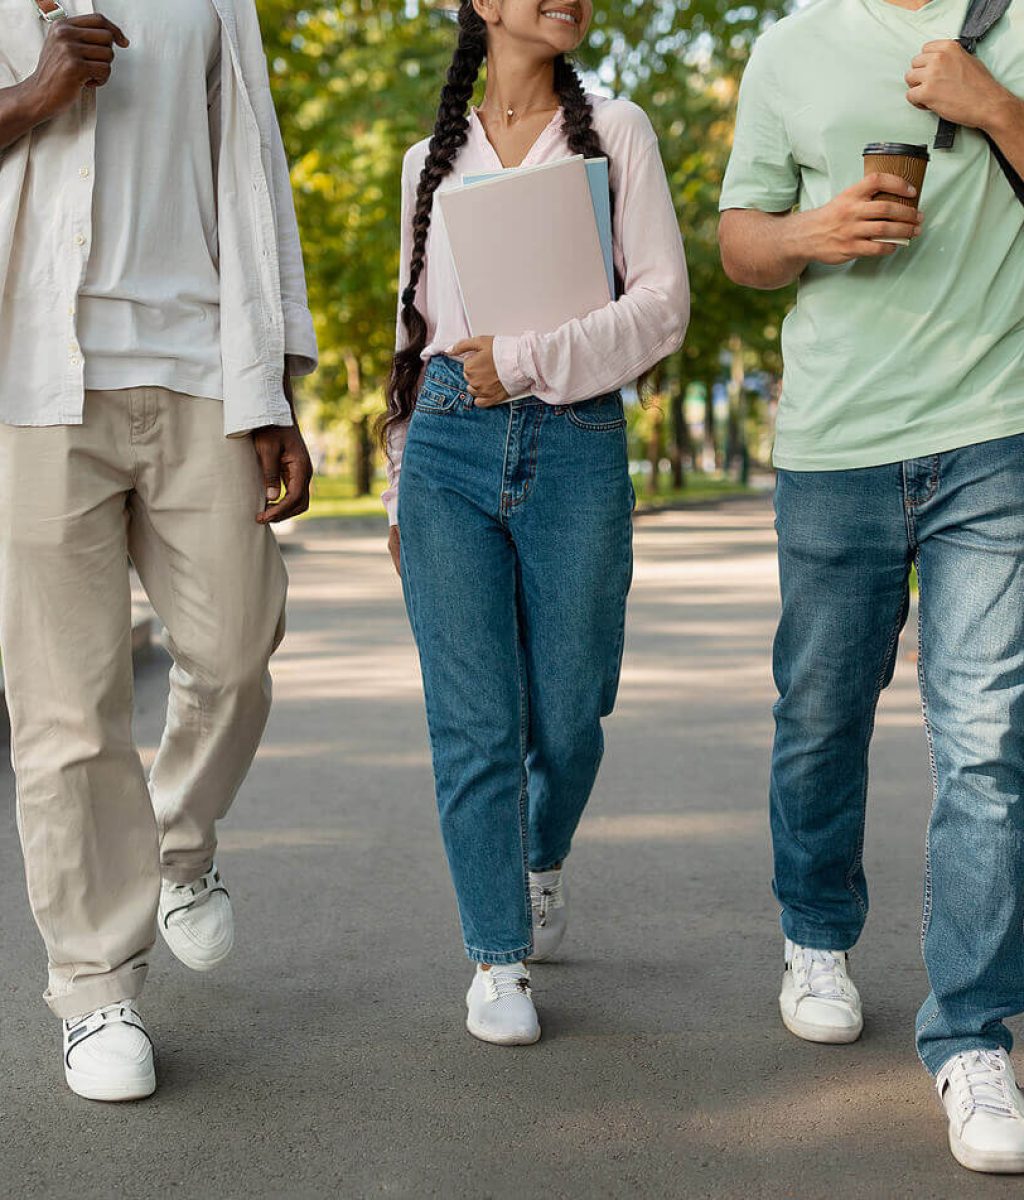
[779,939,863,1044]
[465,963,541,1046]
[63,1000,156,1102]
[528,867,567,963]
[158,864,234,972]
[938,1049,1024,1174]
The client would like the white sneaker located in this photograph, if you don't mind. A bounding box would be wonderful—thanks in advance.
[528,867,567,963]
[465,963,541,1046]
[63,1000,156,1101]
[938,1049,1024,1174]
[158,864,234,972]
[779,939,863,1044]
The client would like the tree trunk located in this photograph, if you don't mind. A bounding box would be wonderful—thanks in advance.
[346,353,375,498]
[703,384,717,472]
[669,387,688,490]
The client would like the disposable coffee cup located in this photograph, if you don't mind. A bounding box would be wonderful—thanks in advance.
[863,142,929,247]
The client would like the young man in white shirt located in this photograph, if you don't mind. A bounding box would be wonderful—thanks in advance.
[0,1,317,1101]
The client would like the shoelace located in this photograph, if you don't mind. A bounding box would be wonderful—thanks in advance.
[794,948,848,1000]
[950,1051,1019,1121]
[485,968,532,1001]
[162,866,228,924]
[529,876,562,928]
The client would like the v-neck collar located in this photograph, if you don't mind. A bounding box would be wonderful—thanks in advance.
[469,106,565,170]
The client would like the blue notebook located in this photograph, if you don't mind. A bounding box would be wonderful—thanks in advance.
[463,157,615,297]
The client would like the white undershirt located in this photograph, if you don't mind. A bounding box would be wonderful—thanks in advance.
[78,0,223,400]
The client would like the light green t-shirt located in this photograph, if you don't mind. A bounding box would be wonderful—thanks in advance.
[719,0,1024,470]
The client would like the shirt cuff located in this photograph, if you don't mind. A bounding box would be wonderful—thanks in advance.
[492,335,532,399]
[382,489,400,526]
[283,301,319,377]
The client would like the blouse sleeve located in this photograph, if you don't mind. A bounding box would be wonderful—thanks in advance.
[491,132,690,405]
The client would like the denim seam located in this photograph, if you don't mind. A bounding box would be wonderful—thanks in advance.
[566,410,627,432]
[498,406,515,524]
[464,942,533,960]
[504,409,543,515]
[841,585,908,916]
[512,571,534,957]
[902,456,940,514]
[915,549,940,952]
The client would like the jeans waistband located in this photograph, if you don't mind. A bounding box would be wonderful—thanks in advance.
[425,355,542,405]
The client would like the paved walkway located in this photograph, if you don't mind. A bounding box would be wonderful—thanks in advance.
[2,498,1020,1198]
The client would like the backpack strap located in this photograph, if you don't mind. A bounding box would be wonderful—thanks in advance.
[933,0,1023,205]
[32,0,68,21]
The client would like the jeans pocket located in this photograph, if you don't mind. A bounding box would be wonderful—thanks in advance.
[414,381,462,414]
[566,390,626,431]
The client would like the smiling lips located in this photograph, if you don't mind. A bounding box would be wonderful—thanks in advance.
[542,8,580,25]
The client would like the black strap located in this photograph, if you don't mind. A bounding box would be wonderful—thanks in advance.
[933,0,1023,205]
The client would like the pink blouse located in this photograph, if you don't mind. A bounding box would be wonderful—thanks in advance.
[383,94,690,524]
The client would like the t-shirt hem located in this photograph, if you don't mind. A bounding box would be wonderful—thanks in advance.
[773,415,1024,472]
[83,364,224,403]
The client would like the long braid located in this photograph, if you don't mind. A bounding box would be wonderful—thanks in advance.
[381,4,486,445]
[553,55,621,296]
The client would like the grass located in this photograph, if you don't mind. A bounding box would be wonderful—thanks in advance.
[302,472,756,521]
[633,475,756,509]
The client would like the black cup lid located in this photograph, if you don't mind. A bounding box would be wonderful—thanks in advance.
[863,142,930,159]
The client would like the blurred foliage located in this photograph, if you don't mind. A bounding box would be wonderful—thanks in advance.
[256,1,795,492]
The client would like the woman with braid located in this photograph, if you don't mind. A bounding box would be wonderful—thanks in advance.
[381,0,689,1046]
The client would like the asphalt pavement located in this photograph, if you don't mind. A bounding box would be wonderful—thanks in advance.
[2,497,1020,1199]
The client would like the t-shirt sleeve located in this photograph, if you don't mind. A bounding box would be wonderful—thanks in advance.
[719,36,800,213]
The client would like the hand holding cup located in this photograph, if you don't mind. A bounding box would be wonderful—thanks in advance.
[800,172,925,265]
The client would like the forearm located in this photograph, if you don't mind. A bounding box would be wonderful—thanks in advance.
[983,88,1024,180]
[719,208,815,290]
[0,80,51,153]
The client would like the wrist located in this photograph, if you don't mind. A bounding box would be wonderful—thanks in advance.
[981,86,1024,141]
[18,75,58,127]
[778,209,817,275]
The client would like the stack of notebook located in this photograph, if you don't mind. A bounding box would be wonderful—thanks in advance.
[437,155,614,340]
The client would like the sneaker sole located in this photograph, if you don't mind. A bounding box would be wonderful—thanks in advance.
[65,1066,156,1102]
[160,928,234,973]
[465,1017,542,1047]
[780,1002,863,1045]
[949,1129,1024,1174]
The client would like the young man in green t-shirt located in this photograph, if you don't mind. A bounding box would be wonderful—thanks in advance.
[719,0,1024,1175]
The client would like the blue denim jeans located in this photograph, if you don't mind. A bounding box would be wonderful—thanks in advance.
[398,356,634,965]
[771,433,1024,1074]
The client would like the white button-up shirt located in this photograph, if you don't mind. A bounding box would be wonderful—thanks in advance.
[0,0,318,435]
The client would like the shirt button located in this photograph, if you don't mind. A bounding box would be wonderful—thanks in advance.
[74,234,86,247]
[79,166,89,178]
[70,356,81,367]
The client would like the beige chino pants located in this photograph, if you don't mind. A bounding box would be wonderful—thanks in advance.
[0,389,287,1018]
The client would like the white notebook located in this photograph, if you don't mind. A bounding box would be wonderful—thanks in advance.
[437,155,612,339]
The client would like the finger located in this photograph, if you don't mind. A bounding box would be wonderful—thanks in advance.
[261,465,310,523]
[75,44,116,63]
[861,172,918,199]
[855,220,921,241]
[66,15,129,46]
[83,63,112,86]
[254,443,283,505]
[905,68,924,86]
[920,40,956,53]
[852,239,901,257]
[862,201,924,223]
[447,339,481,357]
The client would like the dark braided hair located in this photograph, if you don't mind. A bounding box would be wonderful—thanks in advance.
[380,2,618,447]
